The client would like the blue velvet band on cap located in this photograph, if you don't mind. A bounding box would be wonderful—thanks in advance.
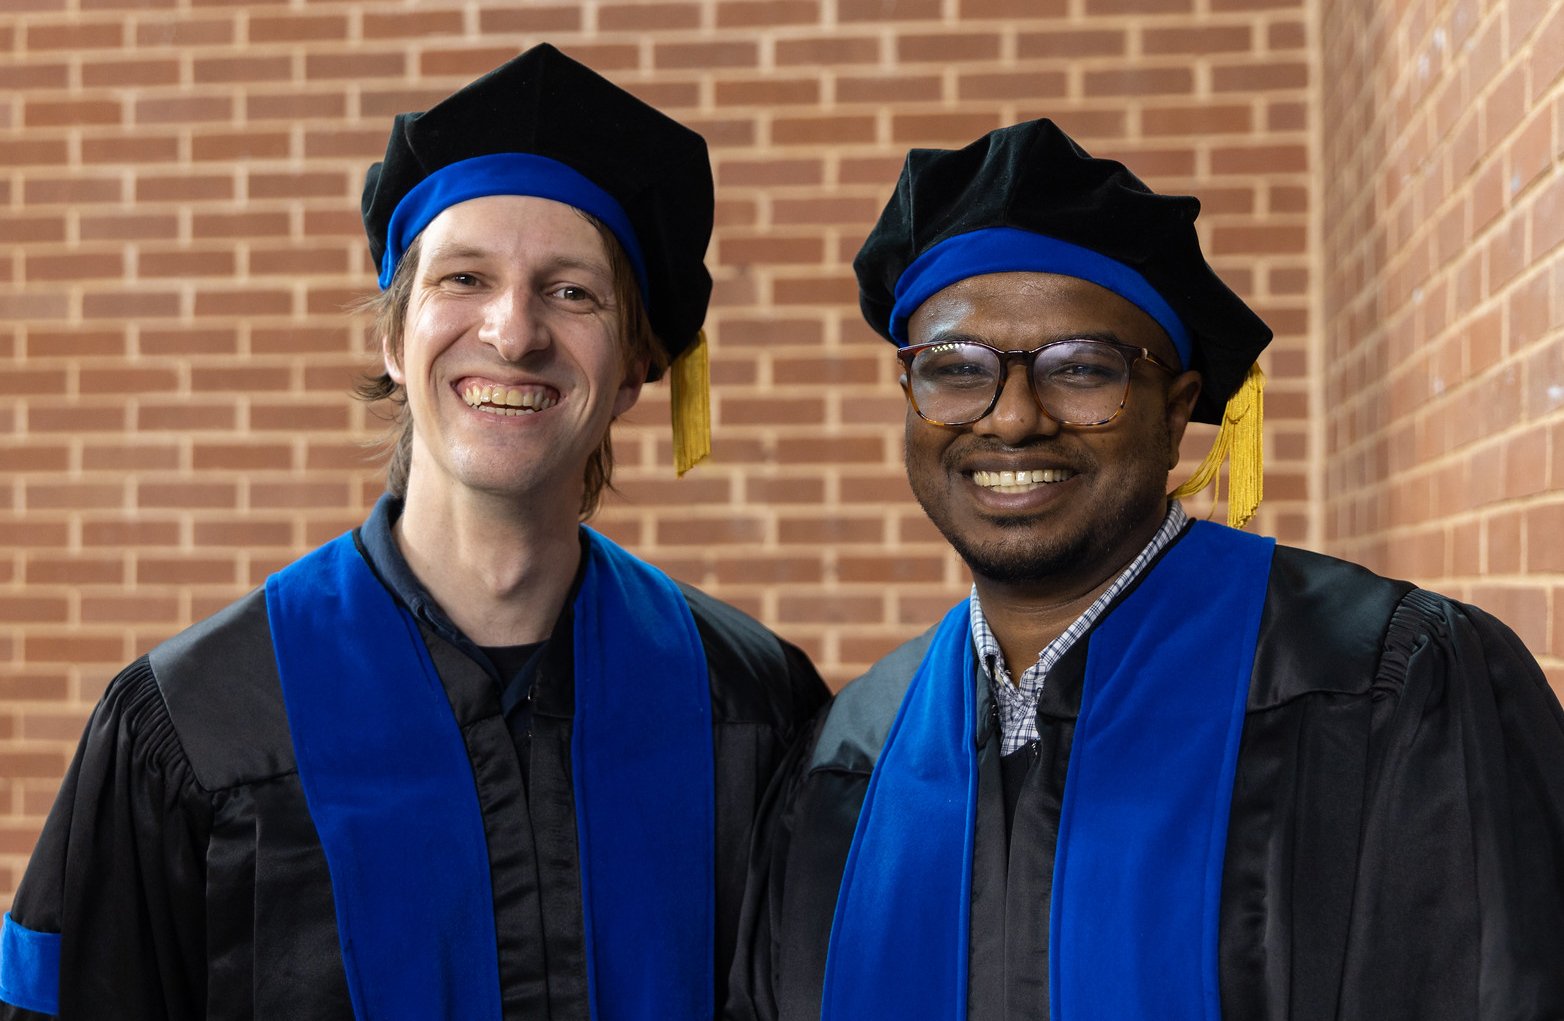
[889,227,1193,368]
[379,152,650,296]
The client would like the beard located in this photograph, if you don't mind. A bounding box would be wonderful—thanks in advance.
[910,418,1175,590]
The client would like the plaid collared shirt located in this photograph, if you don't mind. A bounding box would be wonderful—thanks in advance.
[972,501,1190,756]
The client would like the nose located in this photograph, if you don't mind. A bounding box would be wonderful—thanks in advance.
[972,362,1060,444]
[478,285,551,362]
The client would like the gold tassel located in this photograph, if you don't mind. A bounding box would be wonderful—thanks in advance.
[670,329,712,476]
[1170,364,1265,529]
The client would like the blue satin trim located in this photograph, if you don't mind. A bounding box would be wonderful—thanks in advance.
[1051,521,1272,1019]
[267,528,715,1021]
[0,912,60,1016]
[573,526,714,1021]
[821,599,977,1019]
[378,152,649,294]
[820,521,1272,1020]
[889,226,1193,367]
[267,533,503,1020]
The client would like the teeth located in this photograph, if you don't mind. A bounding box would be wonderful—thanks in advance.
[461,383,558,415]
[972,468,1073,490]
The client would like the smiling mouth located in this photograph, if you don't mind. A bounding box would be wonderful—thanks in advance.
[970,468,1075,493]
[461,383,559,416]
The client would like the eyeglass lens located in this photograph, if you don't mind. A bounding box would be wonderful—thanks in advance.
[907,340,1132,426]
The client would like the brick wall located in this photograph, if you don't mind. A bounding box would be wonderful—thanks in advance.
[1319,0,1564,691]
[3,0,1311,902]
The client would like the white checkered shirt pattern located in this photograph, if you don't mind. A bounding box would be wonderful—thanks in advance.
[972,501,1190,756]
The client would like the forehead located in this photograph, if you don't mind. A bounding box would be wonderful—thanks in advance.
[416,193,610,268]
[908,271,1175,361]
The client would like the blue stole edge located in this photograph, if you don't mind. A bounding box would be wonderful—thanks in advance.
[0,913,59,1016]
[572,525,716,1021]
[1049,521,1274,1020]
[820,599,978,1018]
[266,532,502,1020]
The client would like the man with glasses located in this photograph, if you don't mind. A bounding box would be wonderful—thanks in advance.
[726,119,1564,1020]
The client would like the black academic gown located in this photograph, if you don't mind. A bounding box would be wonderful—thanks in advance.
[726,532,1564,1020]
[1,503,828,1021]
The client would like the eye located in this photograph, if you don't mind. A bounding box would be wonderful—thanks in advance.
[554,285,588,300]
[443,272,482,288]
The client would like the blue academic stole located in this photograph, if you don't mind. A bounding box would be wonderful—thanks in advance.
[265,528,714,1021]
[821,521,1275,1020]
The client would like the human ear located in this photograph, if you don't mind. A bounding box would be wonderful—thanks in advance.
[612,356,651,418]
[1163,371,1202,469]
[381,334,405,385]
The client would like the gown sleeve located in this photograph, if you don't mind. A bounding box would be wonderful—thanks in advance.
[0,661,212,1021]
[1337,592,1564,1017]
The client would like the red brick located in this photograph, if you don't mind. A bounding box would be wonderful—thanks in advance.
[81,519,181,547]
[1016,28,1127,58]
[139,328,240,358]
[135,17,234,46]
[193,212,290,240]
[1267,20,1308,51]
[0,139,61,169]
[839,0,939,20]
[135,95,234,125]
[246,92,348,121]
[193,55,293,84]
[602,2,703,29]
[250,13,348,42]
[776,35,880,65]
[654,40,758,70]
[1087,0,1191,10]
[960,0,1067,15]
[25,99,122,128]
[136,482,239,510]
[81,442,180,471]
[0,444,69,471]
[1085,67,1195,97]
[27,405,128,434]
[304,52,407,82]
[1144,26,1253,54]
[656,515,767,546]
[24,556,125,585]
[363,10,464,37]
[25,20,123,50]
[0,62,70,89]
[715,78,820,106]
[773,114,878,146]
[716,157,825,188]
[82,57,181,88]
[82,291,181,320]
[476,5,585,32]
[892,111,1005,145]
[80,213,178,242]
[716,1,820,27]
[136,557,242,586]
[24,176,124,205]
[136,173,236,203]
[138,250,238,278]
[957,71,1068,102]
[1212,62,1310,91]
[899,33,1001,62]
[23,252,124,282]
[777,592,885,624]
[836,74,943,104]
[1213,144,1309,174]
[83,133,181,165]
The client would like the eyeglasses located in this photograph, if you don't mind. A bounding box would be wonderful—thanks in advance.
[896,338,1177,428]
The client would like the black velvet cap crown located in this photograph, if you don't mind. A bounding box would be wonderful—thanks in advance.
[853,119,1271,425]
[361,43,714,376]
